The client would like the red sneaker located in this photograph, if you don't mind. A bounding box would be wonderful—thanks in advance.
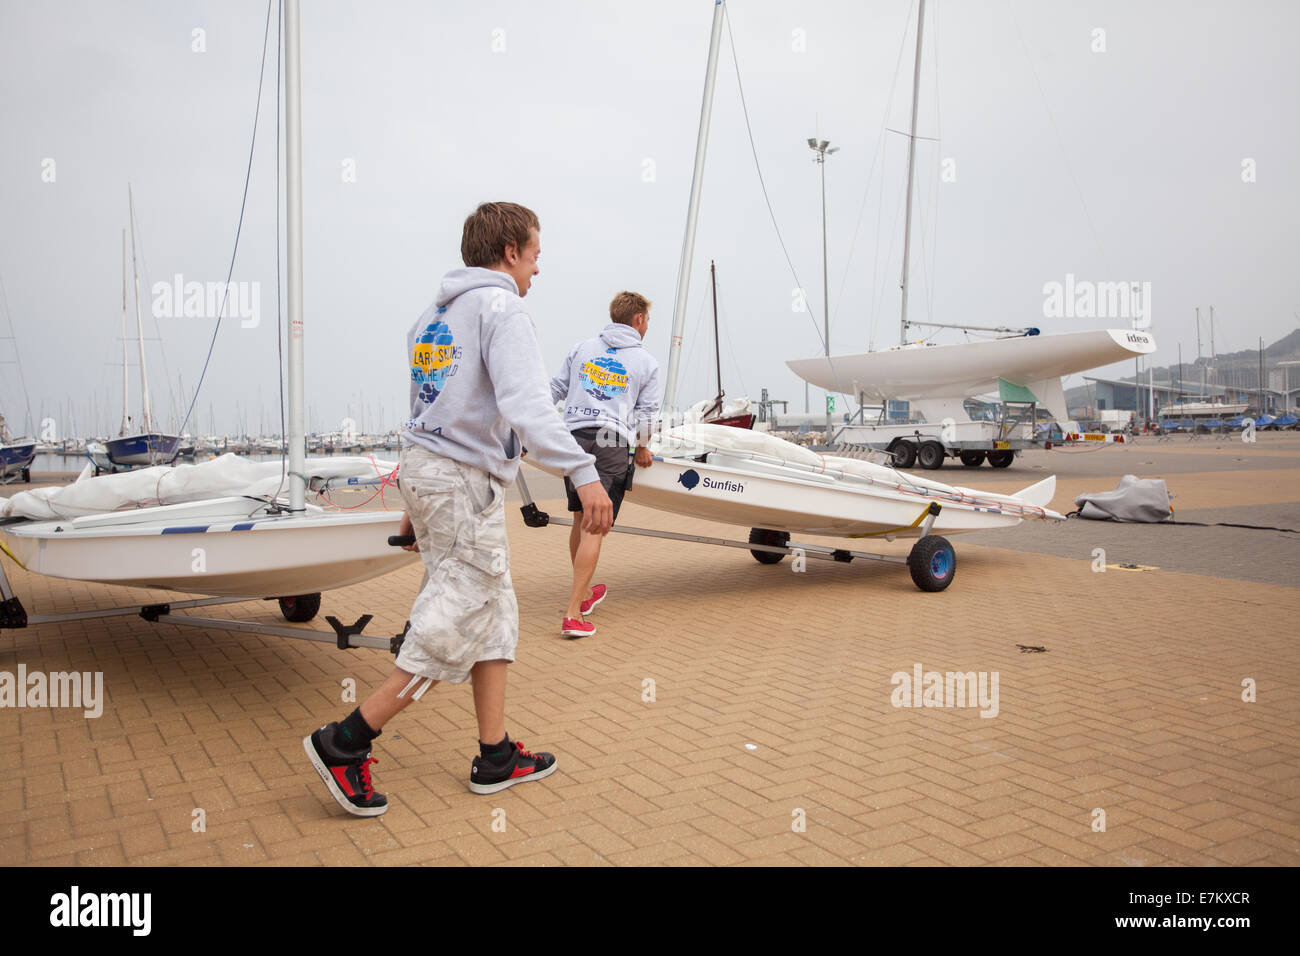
[580,583,607,616]
[561,617,596,638]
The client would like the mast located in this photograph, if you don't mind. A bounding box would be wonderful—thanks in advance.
[120,229,130,435]
[899,0,927,346]
[285,0,306,510]
[1209,305,1216,396]
[1259,336,1264,415]
[710,259,722,416]
[127,185,153,433]
[664,0,726,412]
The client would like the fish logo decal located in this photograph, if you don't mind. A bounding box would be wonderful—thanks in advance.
[411,316,458,404]
[677,469,700,490]
[579,355,629,402]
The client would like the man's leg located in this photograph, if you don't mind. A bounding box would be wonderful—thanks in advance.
[467,657,558,794]
[360,667,440,733]
[568,516,581,564]
[564,522,604,621]
[470,658,507,745]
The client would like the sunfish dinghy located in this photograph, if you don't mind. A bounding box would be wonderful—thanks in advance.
[632,423,1061,539]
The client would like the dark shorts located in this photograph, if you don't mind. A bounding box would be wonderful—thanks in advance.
[564,427,634,523]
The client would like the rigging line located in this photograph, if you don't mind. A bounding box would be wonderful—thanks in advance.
[867,136,891,352]
[1005,2,1109,272]
[713,275,748,396]
[0,271,35,437]
[832,0,916,339]
[681,289,712,409]
[722,5,824,353]
[873,143,911,345]
[174,0,277,443]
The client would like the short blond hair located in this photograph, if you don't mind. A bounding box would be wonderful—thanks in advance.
[610,291,650,325]
[461,202,539,268]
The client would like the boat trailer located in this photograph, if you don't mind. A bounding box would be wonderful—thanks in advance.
[0,539,413,653]
[513,472,957,592]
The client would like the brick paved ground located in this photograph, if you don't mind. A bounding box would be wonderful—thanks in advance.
[2,433,1297,866]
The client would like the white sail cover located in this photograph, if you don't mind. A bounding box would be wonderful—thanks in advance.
[1,453,397,521]
[650,422,1057,510]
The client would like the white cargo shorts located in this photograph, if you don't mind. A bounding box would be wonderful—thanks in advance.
[395,445,517,683]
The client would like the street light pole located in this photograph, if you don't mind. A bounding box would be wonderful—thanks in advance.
[809,137,839,446]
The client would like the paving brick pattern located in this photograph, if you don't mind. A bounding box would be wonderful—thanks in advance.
[2,438,1297,866]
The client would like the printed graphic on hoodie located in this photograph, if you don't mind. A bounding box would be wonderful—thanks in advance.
[579,353,629,402]
[411,312,462,405]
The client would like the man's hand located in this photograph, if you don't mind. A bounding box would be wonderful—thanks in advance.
[575,481,613,535]
[398,512,420,552]
[635,445,653,468]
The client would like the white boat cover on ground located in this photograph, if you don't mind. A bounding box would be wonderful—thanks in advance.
[1,453,398,521]
[1073,475,1174,522]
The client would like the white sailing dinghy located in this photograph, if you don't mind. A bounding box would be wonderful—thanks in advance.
[0,0,416,614]
[634,423,1059,539]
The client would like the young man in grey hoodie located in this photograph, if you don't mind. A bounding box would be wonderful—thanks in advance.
[550,291,661,638]
[304,202,613,816]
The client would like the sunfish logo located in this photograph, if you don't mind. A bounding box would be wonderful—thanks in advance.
[579,356,629,402]
[677,469,700,490]
[49,886,151,936]
[702,477,744,493]
[411,313,460,405]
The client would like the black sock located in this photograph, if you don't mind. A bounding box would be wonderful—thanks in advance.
[336,708,379,750]
[479,734,512,762]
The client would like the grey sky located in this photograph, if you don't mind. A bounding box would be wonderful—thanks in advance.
[2,0,1297,438]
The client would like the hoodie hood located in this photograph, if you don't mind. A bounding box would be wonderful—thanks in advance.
[598,322,643,350]
[436,267,519,309]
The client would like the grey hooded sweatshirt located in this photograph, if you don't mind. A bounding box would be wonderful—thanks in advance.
[550,323,661,445]
[403,268,598,488]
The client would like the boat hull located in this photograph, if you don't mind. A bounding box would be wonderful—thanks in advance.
[627,456,1030,538]
[1,442,37,479]
[0,508,418,597]
[788,328,1156,408]
[106,433,181,467]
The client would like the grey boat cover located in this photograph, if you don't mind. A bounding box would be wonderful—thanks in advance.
[1073,474,1174,522]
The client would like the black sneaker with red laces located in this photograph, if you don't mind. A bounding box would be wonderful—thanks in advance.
[304,723,388,817]
[469,739,558,795]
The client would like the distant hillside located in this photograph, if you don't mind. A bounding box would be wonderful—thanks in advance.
[1065,327,1300,408]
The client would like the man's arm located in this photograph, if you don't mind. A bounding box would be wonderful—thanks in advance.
[549,346,576,406]
[632,361,662,450]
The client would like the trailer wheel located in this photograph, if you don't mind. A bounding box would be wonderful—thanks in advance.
[279,592,322,622]
[21,467,31,483]
[917,441,945,470]
[959,450,986,467]
[748,528,789,564]
[986,450,1015,468]
[888,440,917,469]
[907,536,955,592]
